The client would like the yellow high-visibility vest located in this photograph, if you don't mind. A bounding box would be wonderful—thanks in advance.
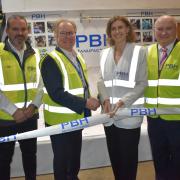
[144,42,180,120]
[40,50,89,125]
[0,43,40,120]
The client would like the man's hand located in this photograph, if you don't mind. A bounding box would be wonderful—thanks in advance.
[12,108,26,123]
[23,104,36,119]
[103,99,111,113]
[108,100,124,118]
[86,97,100,111]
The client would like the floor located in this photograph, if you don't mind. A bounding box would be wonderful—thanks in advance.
[12,161,155,180]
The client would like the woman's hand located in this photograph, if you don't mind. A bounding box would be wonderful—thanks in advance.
[108,100,124,118]
[103,99,111,113]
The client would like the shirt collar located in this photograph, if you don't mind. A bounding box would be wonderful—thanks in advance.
[8,38,26,54]
[60,47,77,59]
[158,39,176,52]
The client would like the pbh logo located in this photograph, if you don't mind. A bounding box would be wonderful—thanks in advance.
[0,135,16,143]
[61,117,89,130]
[76,34,107,48]
[131,108,156,116]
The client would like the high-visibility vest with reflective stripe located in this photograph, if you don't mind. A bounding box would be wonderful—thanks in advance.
[144,42,180,120]
[40,50,88,125]
[100,45,144,106]
[0,43,40,120]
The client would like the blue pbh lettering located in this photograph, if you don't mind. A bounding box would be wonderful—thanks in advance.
[0,137,6,143]
[139,108,148,115]
[0,135,16,143]
[148,108,156,115]
[31,13,45,20]
[79,117,89,125]
[76,34,107,48]
[61,117,89,130]
[70,120,79,127]
[131,109,138,116]
[103,34,107,46]
[76,35,88,48]
[61,122,69,129]
[131,108,157,116]
[89,34,101,47]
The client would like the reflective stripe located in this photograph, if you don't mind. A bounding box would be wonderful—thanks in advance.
[105,79,135,88]
[43,87,84,95]
[110,97,144,105]
[148,76,180,87]
[68,88,84,95]
[148,80,158,86]
[49,51,85,95]
[159,78,180,86]
[147,45,153,53]
[0,82,37,91]
[104,80,112,87]
[134,98,144,105]
[15,101,31,108]
[51,51,69,91]
[43,87,47,93]
[26,82,38,89]
[145,98,157,104]
[44,104,76,114]
[100,46,141,87]
[129,45,141,82]
[145,98,180,105]
[100,48,110,79]
[33,48,41,84]
[77,52,85,63]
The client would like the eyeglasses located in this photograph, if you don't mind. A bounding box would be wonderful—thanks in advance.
[59,31,76,37]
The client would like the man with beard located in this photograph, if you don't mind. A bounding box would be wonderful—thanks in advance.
[0,15,43,180]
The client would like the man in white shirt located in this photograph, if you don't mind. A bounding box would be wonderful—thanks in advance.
[0,15,43,180]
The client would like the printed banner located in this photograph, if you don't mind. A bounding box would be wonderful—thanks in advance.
[1,108,180,143]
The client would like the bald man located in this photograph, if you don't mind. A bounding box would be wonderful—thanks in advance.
[144,15,180,180]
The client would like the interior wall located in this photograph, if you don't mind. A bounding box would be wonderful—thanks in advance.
[2,0,180,13]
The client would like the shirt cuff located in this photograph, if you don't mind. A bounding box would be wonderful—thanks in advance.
[5,104,17,116]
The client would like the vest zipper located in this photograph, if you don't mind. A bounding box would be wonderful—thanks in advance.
[21,61,28,108]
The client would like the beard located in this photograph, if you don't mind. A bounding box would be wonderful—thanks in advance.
[15,35,27,42]
[9,36,27,49]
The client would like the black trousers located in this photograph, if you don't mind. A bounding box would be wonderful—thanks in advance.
[104,124,140,180]
[147,117,180,180]
[0,117,37,180]
[50,129,82,180]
